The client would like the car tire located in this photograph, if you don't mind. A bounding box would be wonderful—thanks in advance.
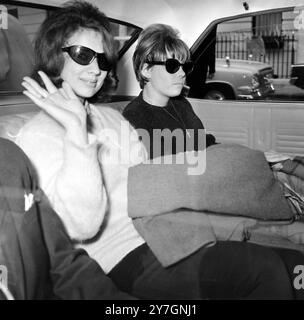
[203,90,227,100]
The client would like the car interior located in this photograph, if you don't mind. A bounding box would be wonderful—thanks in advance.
[1,0,304,300]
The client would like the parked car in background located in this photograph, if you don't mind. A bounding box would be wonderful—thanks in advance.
[290,63,304,89]
[203,57,274,100]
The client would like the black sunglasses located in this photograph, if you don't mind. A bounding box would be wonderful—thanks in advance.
[62,45,112,71]
[146,58,194,75]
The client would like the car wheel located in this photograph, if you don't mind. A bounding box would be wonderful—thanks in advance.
[203,90,226,100]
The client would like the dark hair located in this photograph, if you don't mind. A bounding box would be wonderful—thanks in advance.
[32,0,118,102]
[133,24,190,89]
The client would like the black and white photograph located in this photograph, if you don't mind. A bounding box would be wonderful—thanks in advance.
[1,0,304,307]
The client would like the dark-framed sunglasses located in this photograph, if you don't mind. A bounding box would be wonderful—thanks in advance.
[146,58,194,75]
[62,45,112,71]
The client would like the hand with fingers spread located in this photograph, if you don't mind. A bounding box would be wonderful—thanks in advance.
[22,71,88,146]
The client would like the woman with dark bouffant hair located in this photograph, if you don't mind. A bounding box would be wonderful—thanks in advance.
[18,0,148,284]
[32,0,118,102]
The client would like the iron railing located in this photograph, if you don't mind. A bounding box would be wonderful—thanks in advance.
[216,32,297,78]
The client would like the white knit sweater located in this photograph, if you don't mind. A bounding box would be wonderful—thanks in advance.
[16,104,147,273]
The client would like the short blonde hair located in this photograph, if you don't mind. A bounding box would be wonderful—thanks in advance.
[133,24,190,88]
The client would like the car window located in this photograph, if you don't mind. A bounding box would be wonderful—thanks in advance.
[0,2,140,94]
[188,5,304,102]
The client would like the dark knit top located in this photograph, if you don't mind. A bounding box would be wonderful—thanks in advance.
[123,92,216,158]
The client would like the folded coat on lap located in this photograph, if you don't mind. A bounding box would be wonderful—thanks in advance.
[128,144,299,266]
[129,143,293,220]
